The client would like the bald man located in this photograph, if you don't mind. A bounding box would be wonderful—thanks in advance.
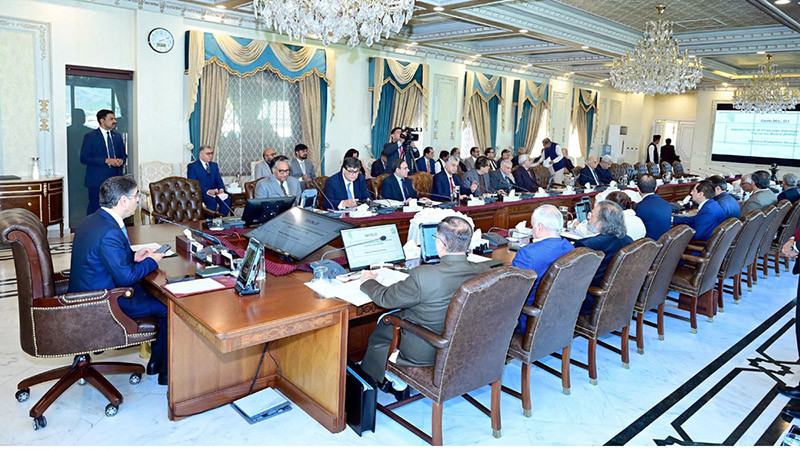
[578,156,602,187]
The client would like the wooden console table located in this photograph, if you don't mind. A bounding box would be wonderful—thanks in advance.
[0,177,64,236]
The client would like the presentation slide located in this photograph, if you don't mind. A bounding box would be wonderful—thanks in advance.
[711,104,800,166]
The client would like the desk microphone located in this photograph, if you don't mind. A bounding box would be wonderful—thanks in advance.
[156,217,223,246]
[217,194,234,216]
[484,227,509,247]
[310,235,387,279]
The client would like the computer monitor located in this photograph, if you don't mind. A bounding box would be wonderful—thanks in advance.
[245,207,354,261]
[419,223,441,264]
[339,224,406,271]
[242,196,296,226]
[299,189,317,210]
[236,237,263,295]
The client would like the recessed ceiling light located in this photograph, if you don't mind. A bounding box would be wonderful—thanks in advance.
[688,54,696,58]
[524,63,532,67]
[775,0,790,5]
[568,71,575,75]
[722,82,729,86]
[433,6,444,11]
[474,54,481,58]
[757,51,766,54]
[581,45,589,50]
[519,29,528,33]
[215,4,226,9]
[406,42,418,46]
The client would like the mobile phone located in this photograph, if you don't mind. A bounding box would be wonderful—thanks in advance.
[155,244,171,253]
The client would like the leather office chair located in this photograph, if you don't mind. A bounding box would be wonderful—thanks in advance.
[138,161,175,224]
[574,238,660,384]
[621,163,635,181]
[377,267,536,445]
[150,176,220,222]
[532,165,551,187]
[755,200,790,278]
[659,161,673,178]
[742,204,777,291]
[668,218,741,331]
[767,200,800,275]
[717,211,765,307]
[504,248,603,415]
[306,176,328,209]
[633,225,694,354]
[647,162,661,178]
[571,166,583,180]
[672,161,686,177]
[0,209,157,430]
[370,173,390,198]
[409,172,433,198]
[244,177,265,200]
[609,164,626,183]
[634,163,649,179]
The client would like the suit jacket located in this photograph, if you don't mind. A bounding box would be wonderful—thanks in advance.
[415,157,436,175]
[596,166,613,184]
[289,158,316,180]
[512,166,538,192]
[464,156,477,172]
[462,169,493,196]
[80,128,126,188]
[660,144,678,164]
[371,159,387,178]
[68,209,157,293]
[673,198,727,242]
[382,142,417,174]
[381,174,417,201]
[646,143,659,164]
[360,254,488,366]
[323,171,372,210]
[254,176,301,201]
[778,187,800,204]
[635,193,673,241]
[578,166,601,186]
[432,170,470,201]
[187,160,226,210]
[714,192,741,219]
[574,233,633,309]
[740,189,778,216]
[489,169,514,192]
[253,160,273,181]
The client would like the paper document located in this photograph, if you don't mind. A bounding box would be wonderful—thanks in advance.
[130,243,176,257]
[304,268,409,306]
[467,254,492,263]
[374,199,404,208]
[164,278,224,296]
[560,231,584,241]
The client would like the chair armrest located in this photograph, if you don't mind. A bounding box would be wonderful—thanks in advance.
[382,314,450,349]
[54,271,70,296]
[680,254,708,264]
[689,240,707,246]
[587,286,608,298]
[686,244,705,253]
[32,287,139,335]
[520,305,541,318]
[202,206,223,218]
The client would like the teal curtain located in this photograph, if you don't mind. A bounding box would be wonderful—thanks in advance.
[464,71,504,150]
[369,58,425,159]
[200,34,328,79]
[512,80,548,154]
[188,85,201,160]
[319,77,328,172]
[513,102,531,154]
[488,96,499,150]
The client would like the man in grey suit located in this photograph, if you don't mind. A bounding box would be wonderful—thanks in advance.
[359,216,488,389]
[741,170,777,216]
[253,147,277,180]
[462,156,494,196]
[489,159,515,195]
[255,156,301,202]
[463,147,480,172]
[289,143,316,185]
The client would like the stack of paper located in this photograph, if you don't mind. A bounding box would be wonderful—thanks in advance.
[304,268,409,306]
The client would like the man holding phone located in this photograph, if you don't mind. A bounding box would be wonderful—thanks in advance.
[68,176,170,385]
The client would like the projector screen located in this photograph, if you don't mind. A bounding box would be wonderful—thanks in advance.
[711,103,800,167]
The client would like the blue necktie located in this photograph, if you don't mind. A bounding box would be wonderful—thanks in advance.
[121,226,129,244]
[400,178,406,201]
[347,182,354,199]
[106,131,115,159]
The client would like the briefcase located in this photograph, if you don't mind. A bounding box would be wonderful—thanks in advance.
[345,361,376,436]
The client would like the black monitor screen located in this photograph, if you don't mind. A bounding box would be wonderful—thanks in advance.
[242,196,295,226]
[244,207,354,261]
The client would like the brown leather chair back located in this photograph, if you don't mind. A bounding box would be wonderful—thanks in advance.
[659,161,673,176]
[245,177,265,200]
[756,200,790,258]
[745,204,776,267]
[571,166,582,179]
[370,174,390,198]
[409,171,433,197]
[609,164,626,182]
[306,176,329,209]
[532,165,551,187]
[672,161,686,176]
[524,248,604,360]
[587,238,661,337]
[433,267,536,402]
[150,176,206,222]
[637,225,694,313]
[647,163,661,178]
[774,200,800,249]
[634,163,649,178]
[621,162,636,181]
[692,218,743,295]
[719,210,765,279]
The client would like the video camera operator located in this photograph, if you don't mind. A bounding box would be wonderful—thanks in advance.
[381,126,421,175]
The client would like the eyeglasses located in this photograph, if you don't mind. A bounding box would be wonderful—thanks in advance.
[276,169,290,174]
[344,169,360,175]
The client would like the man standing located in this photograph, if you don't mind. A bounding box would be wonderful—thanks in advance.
[462,156,493,197]
[464,147,480,171]
[415,146,436,174]
[741,170,778,216]
[253,147,277,180]
[432,156,476,201]
[68,176,168,384]
[540,138,570,184]
[290,144,316,185]
[489,159,515,195]
[358,217,488,389]
[660,138,677,164]
[323,157,372,210]
[512,154,538,193]
[80,109,126,215]
[672,180,727,242]
[778,173,800,203]
[254,156,301,201]
[381,160,419,203]
[187,145,231,216]
[708,175,741,219]
[646,135,661,164]
[382,127,416,175]
[635,174,672,241]
[578,156,602,187]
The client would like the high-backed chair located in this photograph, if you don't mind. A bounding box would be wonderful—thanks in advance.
[621,162,635,181]
[672,161,686,177]
[306,176,329,209]
[755,200,790,278]
[244,177,265,200]
[633,225,694,354]
[377,267,536,446]
[0,209,157,430]
[634,163,649,179]
[532,165,551,187]
[504,248,603,416]
[574,238,661,384]
[138,161,175,224]
[717,211,765,307]
[659,161,673,177]
[150,176,220,222]
[742,205,777,291]
[767,200,800,275]
[647,162,661,178]
[668,218,741,331]
[369,173,390,198]
[409,171,433,198]
[609,164,626,183]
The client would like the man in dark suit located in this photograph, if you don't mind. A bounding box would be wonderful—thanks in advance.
[512,154,538,192]
[708,175,741,219]
[646,135,660,164]
[777,238,800,416]
[68,176,168,384]
[635,174,672,241]
[778,173,800,204]
[382,127,416,175]
[323,156,372,210]
[187,145,232,216]
[574,200,633,314]
[673,180,727,242]
[359,216,488,390]
[382,159,418,202]
[432,156,476,201]
[597,156,614,184]
[484,148,498,171]
[415,146,436,174]
[660,138,678,164]
[489,159,515,195]
[80,109,126,215]
[578,156,602,187]
[371,154,388,178]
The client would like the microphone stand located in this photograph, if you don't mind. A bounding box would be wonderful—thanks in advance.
[310,236,387,279]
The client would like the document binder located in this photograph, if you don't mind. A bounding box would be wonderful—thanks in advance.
[345,361,376,436]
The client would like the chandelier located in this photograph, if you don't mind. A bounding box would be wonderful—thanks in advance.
[733,54,800,113]
[253,0,415,48]
[610,5,703,95]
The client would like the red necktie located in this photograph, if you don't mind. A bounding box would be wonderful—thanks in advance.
[449,175,455,193]
[398,143,404,160]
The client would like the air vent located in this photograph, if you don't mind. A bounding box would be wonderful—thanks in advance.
[620,126,628,136]
[673,18,726,30]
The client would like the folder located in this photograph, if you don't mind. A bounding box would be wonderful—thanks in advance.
[345,361,376,436]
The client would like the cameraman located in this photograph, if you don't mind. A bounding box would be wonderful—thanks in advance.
[382,127,418,175]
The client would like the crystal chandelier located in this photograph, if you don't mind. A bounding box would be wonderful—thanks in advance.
[253,0,415,48]
[733,54,800,113]
[610,5,703,95]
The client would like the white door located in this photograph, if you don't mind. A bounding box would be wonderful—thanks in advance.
[676,123,695,171]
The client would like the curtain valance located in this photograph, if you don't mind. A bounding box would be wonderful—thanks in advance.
[513,80,548,132]
[462,71,505,127]
[368,57,429,128]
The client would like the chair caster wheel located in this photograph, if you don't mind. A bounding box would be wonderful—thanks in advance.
[129,374,141,385]
[523,409,532,418]
[15,388,30,403]
[492,428,501,438]
[105,404,118,417]
[78,378,87,386]
[590,378,597,385]
[691,328,697,334]
[33,416,47,430]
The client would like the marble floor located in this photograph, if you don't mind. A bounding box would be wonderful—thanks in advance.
[0,239,799,446]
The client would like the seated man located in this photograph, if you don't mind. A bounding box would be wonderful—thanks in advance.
[415,146,436,175]
[778,172,800,203]
[187,145,232,216]
[461,156,493,196]
[485,148,498,171]
[635,174,672,241]
[371,153,388,178]
[489,159,515,195]
[254,156,301,201]
[739,173,755,201]
[597,155,614,185]
[562,148,575,173]
[381,159,418,202]
[290,143,316,185]
[253,147,277,180]
[574,200,633,315]
[358,216,489,389]
[673,179,727,242]
[464,146,480,172]
[510,205,574,333]
[707,175,740,219]
[68,176,168,384]
[512,154,539,192]
[323,156,373,210]
[432,156,476,201]
[740,170,777,216]
[578,156,602,187]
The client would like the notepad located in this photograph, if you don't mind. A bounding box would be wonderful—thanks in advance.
[164,278,225,297]
[304,268,409,306]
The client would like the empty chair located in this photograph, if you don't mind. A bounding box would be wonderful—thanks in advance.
[306,175,329,209]
[634,163,649,179]
[717,211,765,307]
[408,171,433,198]
[244,177,265,200]
[633,225,694,354]
[767,200,800,276]
[621,162,635,181]
[647,162,661,178]
[755,200,791,278]
[574,238,661,384]
[672,161,689,177]
[659,161,673,178]
[609,163,627,183]
[149,176,220,222]
[377,267,536,445]
[504,248,603,415]
[532,165,551,187]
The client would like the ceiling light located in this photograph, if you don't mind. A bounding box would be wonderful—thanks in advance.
[406,42,418,46]
[721,82,728,86]
[433,6,444,11]
[568,71,575,75]
[581,45,589,50]
[757,51,766,54]
[775,0,790,4]
[519,29,528,33]
[474,54,481,58]
[734,53,800,113]
[524,63,532,67]
[689,54,696,58]
[215,4,227,9]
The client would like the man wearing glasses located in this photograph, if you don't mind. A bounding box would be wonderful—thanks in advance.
[323,156,373,210]
[187,145,231,216]
[254,156,301,203]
